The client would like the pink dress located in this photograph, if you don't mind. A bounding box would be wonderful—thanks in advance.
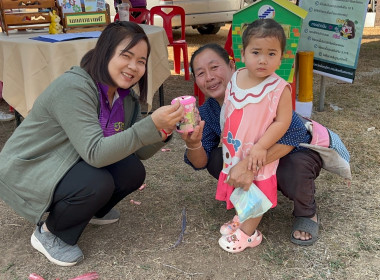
[216,69,290,210]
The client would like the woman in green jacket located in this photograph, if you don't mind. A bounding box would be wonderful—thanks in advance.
[0,21,184,266]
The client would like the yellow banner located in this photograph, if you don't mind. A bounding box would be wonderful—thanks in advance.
[66,13,107,27]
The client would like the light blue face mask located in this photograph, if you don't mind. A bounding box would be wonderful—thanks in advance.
[230,182,273,223]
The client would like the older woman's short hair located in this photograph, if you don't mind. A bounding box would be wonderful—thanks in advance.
[190,43,230,76]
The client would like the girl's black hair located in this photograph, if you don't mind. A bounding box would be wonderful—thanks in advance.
[242,18,287,54]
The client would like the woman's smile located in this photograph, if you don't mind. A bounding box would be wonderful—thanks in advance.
[108,38,148,90]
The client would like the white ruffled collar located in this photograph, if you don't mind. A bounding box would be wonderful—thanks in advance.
[227,69,280,109]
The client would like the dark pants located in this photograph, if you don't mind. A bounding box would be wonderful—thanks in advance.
[45,155,145,245]
[207,147,323,218]
[277,149,322,218]
[207,147,224,180]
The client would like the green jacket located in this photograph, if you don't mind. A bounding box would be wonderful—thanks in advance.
[0,66,166,224]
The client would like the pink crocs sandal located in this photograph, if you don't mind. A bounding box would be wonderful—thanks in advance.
[220,215,240,235]
[218,228,262,253]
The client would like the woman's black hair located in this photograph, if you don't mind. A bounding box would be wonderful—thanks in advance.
[190,43,230,76]
[242,18,287,55]
[81,21,151,103]
[340,20,355,39]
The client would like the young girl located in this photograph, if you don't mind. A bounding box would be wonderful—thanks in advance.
[216,18,293,253]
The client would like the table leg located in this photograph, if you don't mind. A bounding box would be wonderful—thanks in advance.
[15,110,23,126]
[141,84,165,115]
[159,84,164,107]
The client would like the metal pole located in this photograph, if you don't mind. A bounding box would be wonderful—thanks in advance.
[319,75,326,111]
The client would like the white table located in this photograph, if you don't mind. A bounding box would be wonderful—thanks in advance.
[0,24,170,117]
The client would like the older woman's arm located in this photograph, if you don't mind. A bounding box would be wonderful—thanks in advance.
[227,112,308,188]
[266,143,294,164]
[184,100,222,170]
[227,144,294,189]
[186,145,208,168]
[182,120,208,168]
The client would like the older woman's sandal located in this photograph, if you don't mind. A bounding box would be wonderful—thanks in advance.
[291,217,319,246]
[218,229,262,253]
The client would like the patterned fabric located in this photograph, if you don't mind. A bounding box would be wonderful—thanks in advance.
[299,117,351,179]
[279,111,311,151]
[328,129,350,162]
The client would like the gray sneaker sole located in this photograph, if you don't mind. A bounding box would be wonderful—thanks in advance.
[88,217,119,225]
[31,233,83,267]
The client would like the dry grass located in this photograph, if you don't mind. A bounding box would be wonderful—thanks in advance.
[0,25,379,280]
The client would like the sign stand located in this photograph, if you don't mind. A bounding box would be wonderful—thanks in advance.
[59,4,110,33]
[319,76,326,112]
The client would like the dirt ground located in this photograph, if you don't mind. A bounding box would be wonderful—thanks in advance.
[0,25,379,280]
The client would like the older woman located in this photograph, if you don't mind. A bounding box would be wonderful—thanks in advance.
[0,22,184,266]
[182,43,322,246]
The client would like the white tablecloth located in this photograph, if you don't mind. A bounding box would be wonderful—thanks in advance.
[0,24,170,116]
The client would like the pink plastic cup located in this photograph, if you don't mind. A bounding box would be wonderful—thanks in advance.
[171,95,198,133]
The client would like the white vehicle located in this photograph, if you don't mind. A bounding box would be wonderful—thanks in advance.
[147,0,252,34]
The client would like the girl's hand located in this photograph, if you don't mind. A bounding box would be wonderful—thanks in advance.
[247,143,267,172]
[181,120,205,148]
[151,101,184,131]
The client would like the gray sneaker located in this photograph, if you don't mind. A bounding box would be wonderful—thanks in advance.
[89,208,120,225]
[30,225,84,266]
[0,111,15,122]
